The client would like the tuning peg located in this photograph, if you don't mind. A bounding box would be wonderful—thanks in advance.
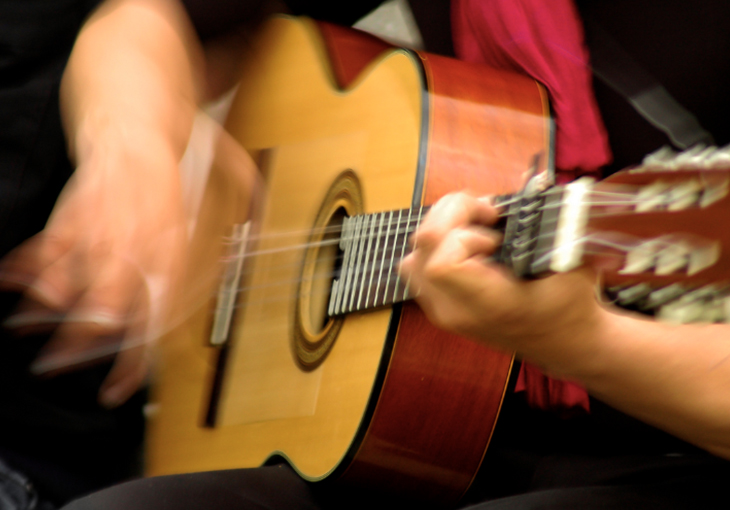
[641,146,676,170]
[644,283,687,309]
[699,176,729,207]
[618,236,718,276]
[656,285,725,323]
[704,144,730,169]
[666,179,702,210]
[668,145,714,170]
[612,283,653,306]
[619,239,660,274]
[635,181,672,211]
[633,178,724,212]
[687,241,720,275]
[639,145,730,171]
[655,241,690,275]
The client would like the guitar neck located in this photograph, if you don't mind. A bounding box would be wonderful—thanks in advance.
[327,194,520,316]
[329,144,730,322]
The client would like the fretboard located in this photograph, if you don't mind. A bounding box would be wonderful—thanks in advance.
[327,194,520,316]
[327,207,426,316]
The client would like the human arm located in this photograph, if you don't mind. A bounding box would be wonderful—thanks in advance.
[6,0,389,407]
[399,192,730,459]
[0,0,206,407]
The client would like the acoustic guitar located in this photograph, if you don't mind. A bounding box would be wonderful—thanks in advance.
[145,16,730,505]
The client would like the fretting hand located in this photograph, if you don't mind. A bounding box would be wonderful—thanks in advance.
[399,192,605,377]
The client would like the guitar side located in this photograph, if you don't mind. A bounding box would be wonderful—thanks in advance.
[146,17,550,505]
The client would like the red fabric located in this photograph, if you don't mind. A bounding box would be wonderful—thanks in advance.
[515,362,591,415]
[451,0,606,414]
[452,0,612,176]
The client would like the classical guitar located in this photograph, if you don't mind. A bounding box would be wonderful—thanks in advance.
[145,16,730,506]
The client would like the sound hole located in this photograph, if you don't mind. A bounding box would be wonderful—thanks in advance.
[293,171,363,370]
[307,209,345,333]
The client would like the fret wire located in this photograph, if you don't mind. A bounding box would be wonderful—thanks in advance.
[346,215,363,313]
[377,211,394,307]
[357,213,377,311]
[328,279,339,317]
[332,217,351,315]
[366,212,385,310]
[347,215,367,313]
[391,207,413,303]
[340,216,361,315]
[402,205,423,301]
[383,210,402,307]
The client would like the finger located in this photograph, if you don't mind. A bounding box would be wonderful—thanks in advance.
[0,232,74,295]
[0,235,87,333]
[97,273,156,408]
[97,336,150,408]
[31,254,146,375]
[24,246,87,310]
[424,227,501,278]
[30,331,125,376]
[416,193,499,250]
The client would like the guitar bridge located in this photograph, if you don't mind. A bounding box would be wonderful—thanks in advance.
[209,222,250,346]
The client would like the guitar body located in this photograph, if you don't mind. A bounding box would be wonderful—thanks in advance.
[146,17,550,505]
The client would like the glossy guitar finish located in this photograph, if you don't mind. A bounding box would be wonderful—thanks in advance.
[145,16,550,505]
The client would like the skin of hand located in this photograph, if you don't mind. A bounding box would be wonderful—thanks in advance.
[399,192,605,373]
[0,0,204,408]
[400,192,730,459]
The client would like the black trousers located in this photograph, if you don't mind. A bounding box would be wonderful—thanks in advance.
[61,454,730,510]
[61,394,730,510]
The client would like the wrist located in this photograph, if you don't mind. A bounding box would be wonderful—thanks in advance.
[521,297,616,383]
[72,112,183,171]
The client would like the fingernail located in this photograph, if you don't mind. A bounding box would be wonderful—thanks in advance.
[4,311,64,329]
[30,353,67,375]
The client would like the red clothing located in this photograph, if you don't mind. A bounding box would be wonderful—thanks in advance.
[451,0,610,414]
[452,0,611,179]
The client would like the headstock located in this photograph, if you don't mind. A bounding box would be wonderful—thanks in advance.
[507,145,730,322]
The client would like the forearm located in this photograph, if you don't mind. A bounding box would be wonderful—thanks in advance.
[60,0,204,164]
[550,306,730,459]
[401,193,730,460]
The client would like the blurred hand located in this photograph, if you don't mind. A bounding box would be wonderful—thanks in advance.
[0,123,187,408]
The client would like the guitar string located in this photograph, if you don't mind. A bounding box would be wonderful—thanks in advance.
[221,187,678,261]
[224,232,416,298]
[217,240,653,316]
[221,196,659,256]
[223,230,657,303]
[224,186,645,246]
[219,182,702,299]
[208,184,704,310]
